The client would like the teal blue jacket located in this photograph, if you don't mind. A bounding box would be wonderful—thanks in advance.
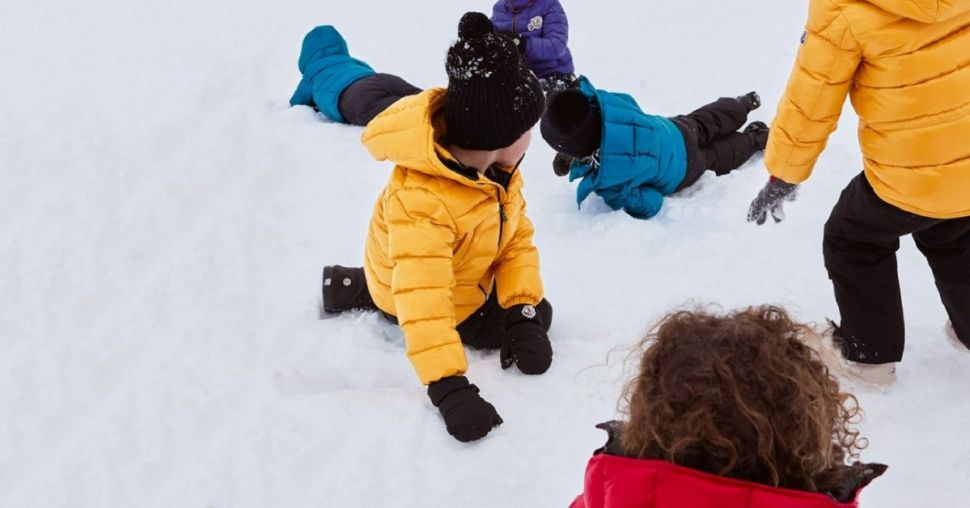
[569,77,688,219]
[290,26,375,123]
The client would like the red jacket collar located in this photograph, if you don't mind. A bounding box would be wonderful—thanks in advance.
[570,454,871,508]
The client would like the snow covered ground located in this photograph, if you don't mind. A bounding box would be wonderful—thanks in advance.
[2,0,969,506]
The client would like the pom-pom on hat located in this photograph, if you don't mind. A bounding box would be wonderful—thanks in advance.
[540,89,602,159]
[444,12,545,150]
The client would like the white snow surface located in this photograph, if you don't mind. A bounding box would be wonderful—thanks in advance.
[2,0,969,506]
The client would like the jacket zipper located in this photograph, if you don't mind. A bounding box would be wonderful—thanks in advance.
[508,0,536,33]
[494,157,521,252]
[508,0,518,32]
[471,156,520,256]
[498,202,507,250]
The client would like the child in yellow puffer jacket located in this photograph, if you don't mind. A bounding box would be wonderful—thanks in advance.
[747,0,970,388]
[322,12,553,443]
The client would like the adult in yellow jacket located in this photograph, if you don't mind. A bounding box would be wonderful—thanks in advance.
[748,0,970,386]
[323,13,552,442]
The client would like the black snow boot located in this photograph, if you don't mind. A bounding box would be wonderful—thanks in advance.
[322,265,377,314]
[737,91,761,112]
[743,121,770,150]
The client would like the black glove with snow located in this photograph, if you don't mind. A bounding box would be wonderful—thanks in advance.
[747,177,799,225]
[497,30,527,54]
[428,376,502,443]
[501,300,553,374]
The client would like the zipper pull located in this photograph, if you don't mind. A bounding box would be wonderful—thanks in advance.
[499,204,507,222]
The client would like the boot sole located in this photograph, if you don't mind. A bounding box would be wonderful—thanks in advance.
[944,322,970,355]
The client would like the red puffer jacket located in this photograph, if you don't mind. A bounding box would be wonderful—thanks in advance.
[570,454,883,508]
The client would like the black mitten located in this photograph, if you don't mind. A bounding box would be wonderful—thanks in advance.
[553,152,574,177]
[427,376,502,442]
[747,177,798,225]
[501,300,553,374]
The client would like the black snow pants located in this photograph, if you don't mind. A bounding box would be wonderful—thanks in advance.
[380,290,552,349]
[452,292,553,350]
[672,97,763,191]
[337,73,422,126]
[823,173,970,363]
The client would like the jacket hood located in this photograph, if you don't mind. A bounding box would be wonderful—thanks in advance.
[864,0,970,22]
[361,88,498,186]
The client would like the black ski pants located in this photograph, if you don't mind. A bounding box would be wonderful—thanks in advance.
[342,269,553,350]
[337,73,421,126]
[673,97,762,190]
[453,292,553,350]
[823,173,970,363]
[380,291,552,349]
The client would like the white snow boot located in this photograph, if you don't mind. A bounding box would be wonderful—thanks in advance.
[833,361,897,392]
[944,321,970,354]
[818,321,897,392]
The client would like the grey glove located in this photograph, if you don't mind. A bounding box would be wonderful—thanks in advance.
[747,177,798,225]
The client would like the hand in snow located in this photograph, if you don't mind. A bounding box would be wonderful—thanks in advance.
[747,177,799,225]
[501,301,553,375]
[428,376,503,443]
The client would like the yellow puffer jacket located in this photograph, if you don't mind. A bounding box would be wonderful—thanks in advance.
[361,88,544,385]
[767,0,970,218]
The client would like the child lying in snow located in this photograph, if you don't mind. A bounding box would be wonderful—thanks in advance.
[290,25,420,126]
[320,13,553,443]
[491,0,578,93]
[541,77,769,219]
[570,306,886,508]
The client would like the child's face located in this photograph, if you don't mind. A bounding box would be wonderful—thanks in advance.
[495,130,533,168]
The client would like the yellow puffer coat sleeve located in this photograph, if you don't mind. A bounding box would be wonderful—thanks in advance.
[494,205,543,309]
[765,0,863,184]
[386,187,467,385]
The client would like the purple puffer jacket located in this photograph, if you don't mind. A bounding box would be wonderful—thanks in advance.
[491,0,574,78]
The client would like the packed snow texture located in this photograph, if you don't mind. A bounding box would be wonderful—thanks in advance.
[2,0,969,506]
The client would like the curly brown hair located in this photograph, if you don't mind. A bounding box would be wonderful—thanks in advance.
[619,305,865,493]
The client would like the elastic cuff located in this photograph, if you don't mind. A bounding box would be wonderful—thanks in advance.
[501,295,543,308]
[427,375,470,406]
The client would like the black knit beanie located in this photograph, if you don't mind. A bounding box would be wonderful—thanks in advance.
[540,89,602,159]
[445,12,545,150]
